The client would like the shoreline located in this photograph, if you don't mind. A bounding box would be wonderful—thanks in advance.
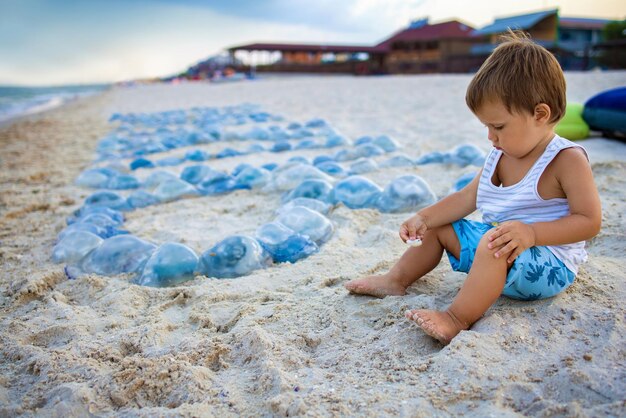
[0,85,111,129]
[1,73,625,416]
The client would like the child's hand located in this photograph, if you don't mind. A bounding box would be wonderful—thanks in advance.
[487,221,536,263]
[400,213,427,242]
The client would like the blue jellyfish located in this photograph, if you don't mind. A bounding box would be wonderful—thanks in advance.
[197,172,249,195]
[59,222,107,241]
[52,231,103,264]
[269,129,290,141]
[266,164,334,192]
[355,143,386,158]
[216,148,245,159]
[276,197,332,215]
[196,235,272,279]
[68,206,124,226]
[445,144,485,167]
[157,156,186,167]
[354,136,373,145]
[232,163,254,177]
[373,135,399,152]
[325,135,351,148]
[305,118,327,128]
[294,139,321,150]
[291,128,314,138]
[181,165,213,185]
[127,190,161,209]
[84,191,131,211]
[243,127,270,140]
[330,176,382,209]
[246,144,266,153]
[287,122,302,130]
[415,151,446,165]
[234,166,271,189]
[107,174,140,190]
[349,158,379,175]
[379,155,415,168]
[261,163,279,171]
[249,113,271,123]
[376,175,437,213]
[287,156,311,165]
[450,171,478,193]
[275,206,334,244]
[77,235,157,276]
[313,155,334,166]
[136,242,199,287]
[152,178,199,202]
[130,158,155,170]
[270,142,292,153]
[255,222,319,263]
[75,168,116,188]
[315,161,347,178]
[222,131,242,141]
[143,171,180,188]
[185,149,211,162]
[160,138,186,152]
[333,149,360,162]
[282,179,334,203]
[78,213,124,229]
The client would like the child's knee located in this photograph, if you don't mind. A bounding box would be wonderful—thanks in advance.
[474,233,505,264]
[475,233,493,253]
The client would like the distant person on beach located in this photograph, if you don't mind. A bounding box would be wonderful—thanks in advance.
[344,31,602,345]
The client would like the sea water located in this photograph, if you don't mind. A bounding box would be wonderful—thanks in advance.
[0,84,109,124]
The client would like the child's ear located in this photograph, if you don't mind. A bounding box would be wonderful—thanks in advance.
[534,103,551,123]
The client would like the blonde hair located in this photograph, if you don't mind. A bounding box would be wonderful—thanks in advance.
[466,30,566,124]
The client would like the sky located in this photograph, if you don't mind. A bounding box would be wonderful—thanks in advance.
[0,0,623,86]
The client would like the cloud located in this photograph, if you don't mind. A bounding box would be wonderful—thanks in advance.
[134,0,425,34]
[2,0,411,84]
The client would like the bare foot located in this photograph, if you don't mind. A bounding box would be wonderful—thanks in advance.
[404,309,468,345]
[344,274,407,298]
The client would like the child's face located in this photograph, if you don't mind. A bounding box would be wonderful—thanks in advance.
[474,99,553,159]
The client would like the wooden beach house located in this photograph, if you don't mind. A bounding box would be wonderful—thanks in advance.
[376,19,482,74]
[470,9,613,70]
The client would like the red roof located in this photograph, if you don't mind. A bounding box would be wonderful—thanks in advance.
[375,20,475,50]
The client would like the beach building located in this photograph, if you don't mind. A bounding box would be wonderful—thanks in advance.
[375,19,483,74]
[220,9,621,77]
[226,19,481,75]
[472,9,613,70]
[559,17,614,70]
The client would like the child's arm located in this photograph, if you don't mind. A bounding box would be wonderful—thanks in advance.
[488,148,602,262]
[400,170,480,241]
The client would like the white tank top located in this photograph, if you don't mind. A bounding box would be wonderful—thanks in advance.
[476,135,588,274]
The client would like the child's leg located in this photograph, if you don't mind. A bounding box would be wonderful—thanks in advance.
[344,224,461,297]
[406,233,508,344]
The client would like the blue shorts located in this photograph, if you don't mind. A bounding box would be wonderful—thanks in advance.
[446,219,576,301]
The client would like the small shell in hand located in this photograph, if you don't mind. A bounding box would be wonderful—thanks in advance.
[406,238,423,247]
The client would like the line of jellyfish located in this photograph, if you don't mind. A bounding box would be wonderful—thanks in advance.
[53,104,484,287]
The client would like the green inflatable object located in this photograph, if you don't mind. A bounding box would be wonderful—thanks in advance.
[555,102,589,141]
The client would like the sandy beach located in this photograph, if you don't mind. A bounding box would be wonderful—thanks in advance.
[1,73,625,417]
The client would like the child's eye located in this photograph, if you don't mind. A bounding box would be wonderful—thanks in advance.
[494,125,504,130]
